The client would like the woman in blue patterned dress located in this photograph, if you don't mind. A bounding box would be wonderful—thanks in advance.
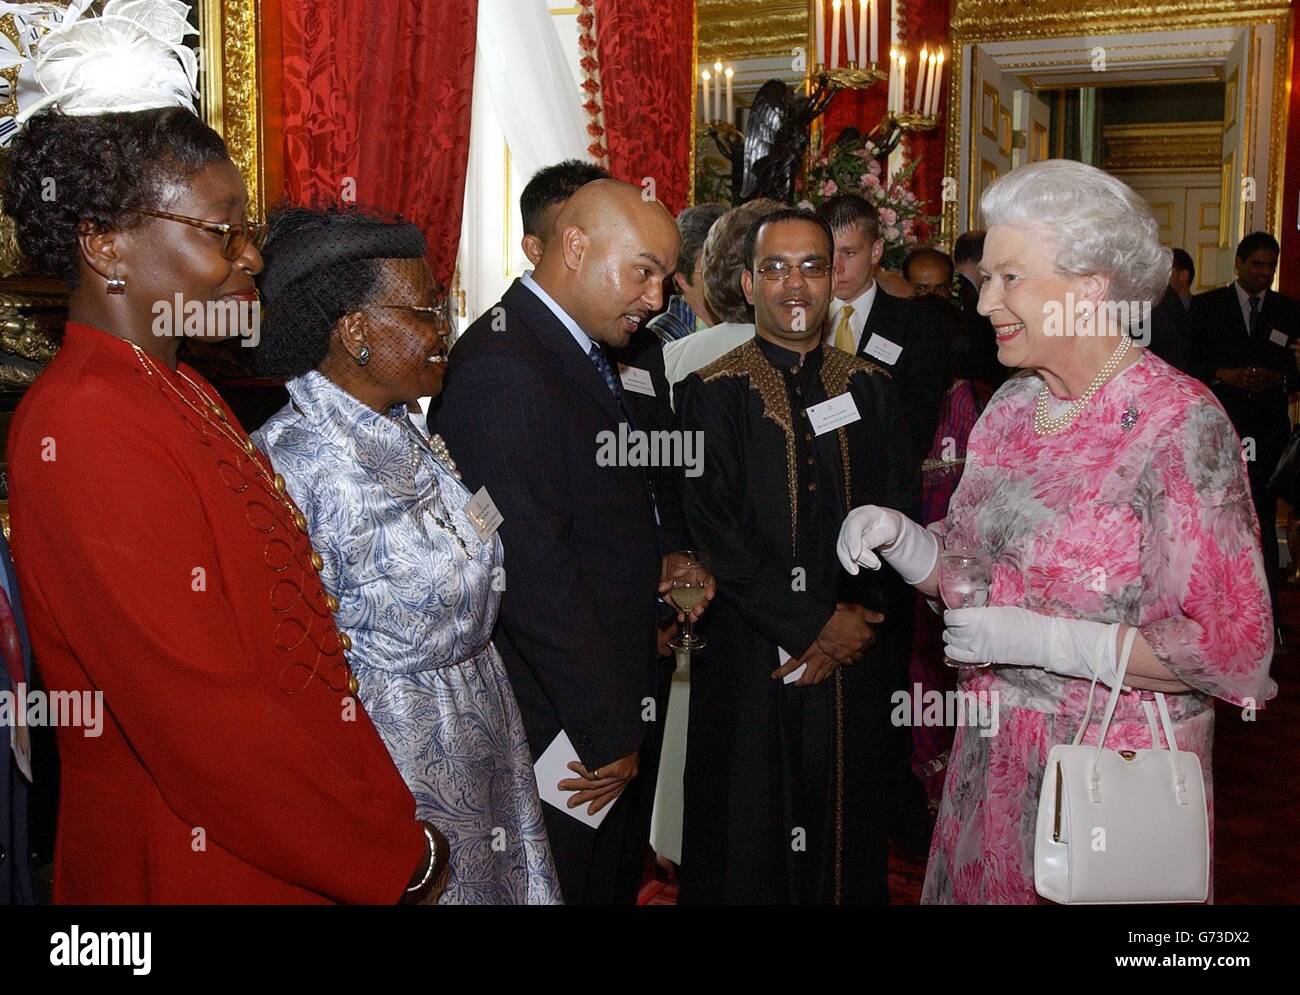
[251,207,561,904]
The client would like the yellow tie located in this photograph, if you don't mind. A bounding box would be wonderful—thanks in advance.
[833,304,856,354]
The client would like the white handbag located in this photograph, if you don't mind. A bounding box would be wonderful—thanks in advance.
[1033,626,1209,904]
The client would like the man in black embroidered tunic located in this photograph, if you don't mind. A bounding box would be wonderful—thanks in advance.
[675,209,914,904]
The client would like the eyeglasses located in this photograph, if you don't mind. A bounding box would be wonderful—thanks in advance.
[756,259,832,281]
[136,208,269,261]
[376,303,453,335]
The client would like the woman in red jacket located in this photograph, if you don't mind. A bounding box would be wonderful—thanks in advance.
[2,7,443,903]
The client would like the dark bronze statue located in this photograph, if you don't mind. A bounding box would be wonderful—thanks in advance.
[738,77,835,204]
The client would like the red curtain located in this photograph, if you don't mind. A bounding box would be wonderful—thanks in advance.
[820,0,889,150]
[898,0,951,241]
[276,0,478,285]
[592,0,694,215]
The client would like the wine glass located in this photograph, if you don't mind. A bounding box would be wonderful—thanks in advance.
[938,547,992,671]
[666,550,709,651]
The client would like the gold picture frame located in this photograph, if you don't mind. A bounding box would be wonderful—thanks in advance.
[197,0,280,224]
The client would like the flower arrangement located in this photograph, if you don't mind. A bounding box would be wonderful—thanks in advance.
[799,133,940,271]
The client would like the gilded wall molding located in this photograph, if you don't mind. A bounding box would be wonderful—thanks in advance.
[1268,13,1290,235]
[697,0,809,62]
[1102,122,1222,172]
[208,0,269,218]
[950,0,1291,44]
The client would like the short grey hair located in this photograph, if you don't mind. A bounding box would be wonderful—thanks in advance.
[980,160,1171,306]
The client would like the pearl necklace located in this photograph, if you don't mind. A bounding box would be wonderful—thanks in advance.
[1032,334,1132,437]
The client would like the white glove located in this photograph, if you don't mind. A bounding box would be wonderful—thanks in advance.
[942,606,1123,686]
[836,504,939,586]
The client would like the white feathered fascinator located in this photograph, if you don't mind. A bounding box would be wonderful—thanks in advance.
[0,0,198,145]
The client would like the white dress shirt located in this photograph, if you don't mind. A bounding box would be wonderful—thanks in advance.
[826,280,879,353]
[1233,280,1266,336]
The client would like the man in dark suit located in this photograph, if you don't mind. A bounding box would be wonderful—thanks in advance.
[1189,231,1300,616]
[1142,246,1194,372]
[815,193,942,859]
[517,162,699,888]
[1148,282,1192,373]
[953,229,1006,395]
[433,179,699,904]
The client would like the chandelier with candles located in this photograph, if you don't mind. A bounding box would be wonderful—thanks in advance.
[812,0,944,131]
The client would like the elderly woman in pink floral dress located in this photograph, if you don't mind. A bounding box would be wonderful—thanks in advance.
[837,159,1276,904]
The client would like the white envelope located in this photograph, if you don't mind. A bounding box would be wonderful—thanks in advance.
[533,729,617,829]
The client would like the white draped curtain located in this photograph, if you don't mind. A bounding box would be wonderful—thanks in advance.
[456,0,590,328]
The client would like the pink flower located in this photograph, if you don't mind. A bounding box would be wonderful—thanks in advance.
[868,159,882,176]
[819,179,838,197]
[884,225,900,241]
[864,172,881,188]
[879,207,898,226]
[1183,543,1271,677]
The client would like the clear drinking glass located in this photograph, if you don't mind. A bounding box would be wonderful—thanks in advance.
[666,550,709,651]
[939,548,992,671]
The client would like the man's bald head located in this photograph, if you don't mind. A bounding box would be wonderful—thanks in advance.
[534,179,681,348]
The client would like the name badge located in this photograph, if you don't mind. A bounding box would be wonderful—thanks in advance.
[618,364,656,397]
[1269,328,1290,348]
[805,392,861,436]
[464,486,504,542]
[863,332,903,365]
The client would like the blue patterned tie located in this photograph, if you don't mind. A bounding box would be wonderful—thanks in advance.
[587,343,623,400]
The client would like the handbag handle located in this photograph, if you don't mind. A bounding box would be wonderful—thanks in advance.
[1082,626,1138,803]
[1070,623,1131,748]
[1147,692,1191,806]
